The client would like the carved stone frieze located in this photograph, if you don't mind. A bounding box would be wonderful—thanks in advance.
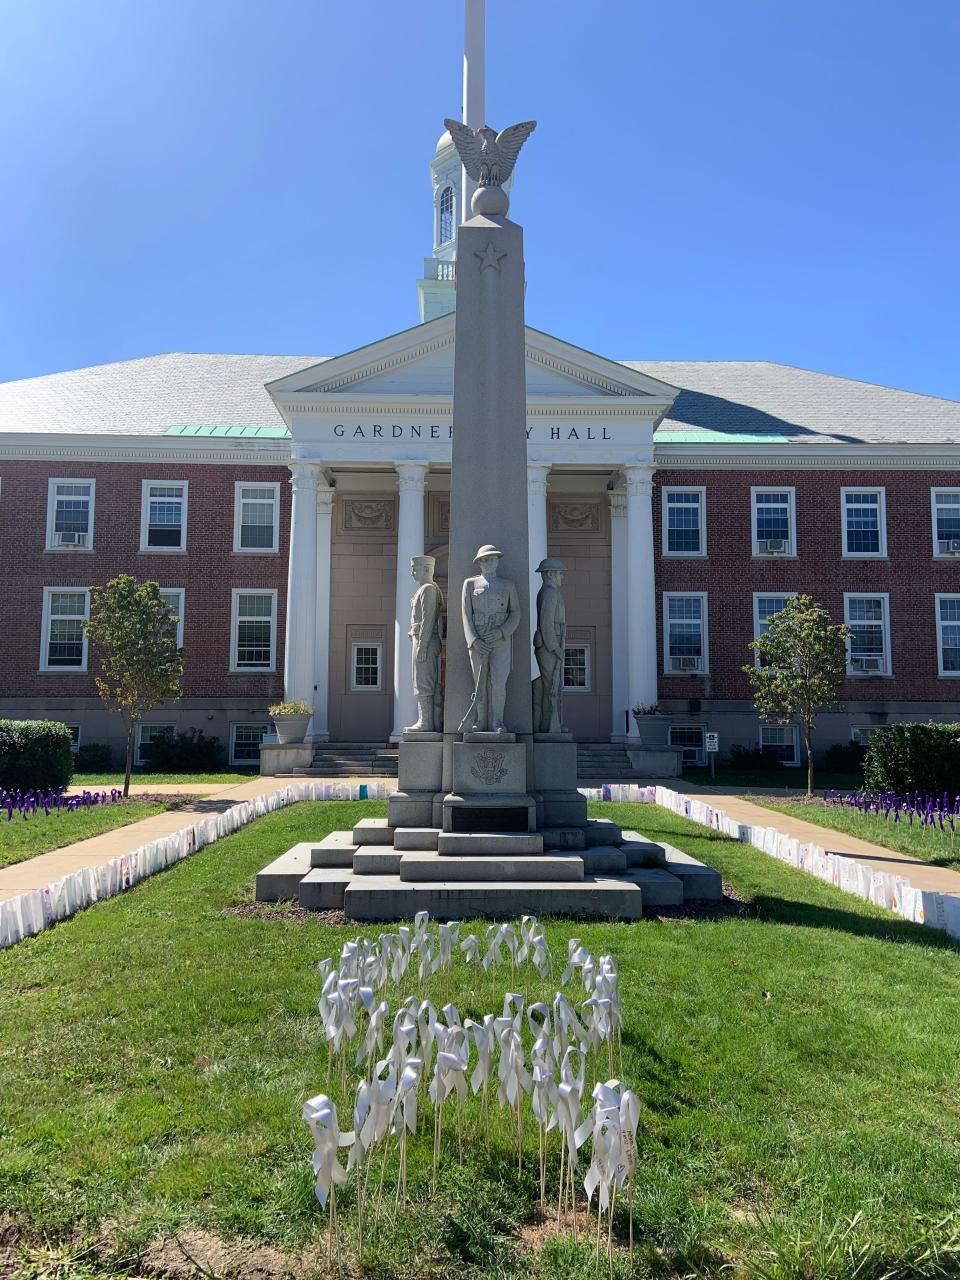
[339,498,396,535]
[549,500,602,537]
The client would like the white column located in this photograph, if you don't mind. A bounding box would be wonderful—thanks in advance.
[313,484,334,742]
[527,463,550,656]
[284,462,320,721]
[391,462,428,740]
[624,465,658,736]
[608,489,629,739]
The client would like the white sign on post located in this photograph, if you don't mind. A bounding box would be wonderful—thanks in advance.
[705,732,719,753]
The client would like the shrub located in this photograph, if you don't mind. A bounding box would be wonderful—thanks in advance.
[0,720,74,791]
[74,742,114,772]
[729,744,784,771]
[863,722,960,795]
[268,700,312,717]
[823,742,867,774]
[145,727,224,773]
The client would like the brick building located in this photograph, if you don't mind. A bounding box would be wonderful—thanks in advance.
[2,130,959,769]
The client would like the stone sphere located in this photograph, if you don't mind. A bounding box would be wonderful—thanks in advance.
[472,184,509,217]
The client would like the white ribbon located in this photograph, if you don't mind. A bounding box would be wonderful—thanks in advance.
[303,1093,352,1208]
[460,933,481,964]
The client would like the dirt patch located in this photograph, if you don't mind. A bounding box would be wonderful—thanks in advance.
[226,903,346,926]
[141,1229,327,1280]
[647,882,752,923]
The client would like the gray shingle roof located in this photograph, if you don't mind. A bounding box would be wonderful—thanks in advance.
[0,351,957,446]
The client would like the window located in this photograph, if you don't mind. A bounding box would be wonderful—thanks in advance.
[751,487,795,555]
[931,489,960,557]
[851,726,879,747]
[662,487,706,556]
[841,488,886,557]
[136,724,174,767]
[663,593,708,673]
[140,480,188,551]
[234,482,280,553]
[439,185,455,244]
[351,642,382,691]
[936,595,960,677]
[230,590,277,671]
[46,479,95,551]
[752,593,796,666]
[40,588,89,671]
[158,588,185,648]
[844,593,891,675]
[669,725,705,765]
[759,723,799,766]
[563,645,590,691]
[66,724,81,754]
[231,723,268,765]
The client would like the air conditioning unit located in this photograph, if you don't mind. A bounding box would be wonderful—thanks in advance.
[671,656,702,673]
[851,655,884,674]
[759,538,787,554]
[939,539,960,555]
[55,531,86,547]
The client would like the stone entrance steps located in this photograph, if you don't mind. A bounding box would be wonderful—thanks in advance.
[294,743,399,777]
[576,743,642,780]
[255,816,723,921]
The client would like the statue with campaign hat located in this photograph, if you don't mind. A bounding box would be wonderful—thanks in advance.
[533,557,568,734]
[404,554,444,733]
[459,544,521,733]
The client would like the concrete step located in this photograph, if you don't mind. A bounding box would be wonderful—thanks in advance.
[660,843,724,900]
[583,819,623,847]
[255,844,312,901]
[437,831,545,855]
[353,818,395,846]
[399,853,584,882]
[353,849,403,875]
[581,846,627,874]
[622,867,684,906]
[299,867,351,911]
[310,831,359,868]
[343,875,644,921]
[393,827,440,851]
[542,827,586,851]
[620,832,668,868]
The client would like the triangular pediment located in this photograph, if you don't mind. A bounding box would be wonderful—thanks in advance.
[266,314,679,404]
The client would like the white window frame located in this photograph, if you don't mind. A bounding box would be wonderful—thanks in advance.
[935,593,960,678]
[45,478,96,552]
[661,486,707,557]
[751,592,797,667]
[230,588,277,673]
[230,723,268,766]
[662,591,709,675]
[159,588,185,648]
[351,640,383,692]
[844,592,892,676]
[759,722,800,767]
[135,723,176,768]
[39,587,90,673]
[668,724,706,766]
[851,726,878,747]
[562,644,591,693]
[140,479,188,553]
[65,724,81,754]
[841,487,887,559]
[751,486,796,556]
[931,488,960,558]
[233,481,281,554]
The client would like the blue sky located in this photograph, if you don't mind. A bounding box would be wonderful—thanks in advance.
[1,0,958,399]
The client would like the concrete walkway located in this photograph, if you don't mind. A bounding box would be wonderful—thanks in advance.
[0,776,286,903]
[684,783,960,896]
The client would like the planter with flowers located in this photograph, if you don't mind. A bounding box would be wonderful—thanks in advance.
[269,700,313,745]
[631,702,668,745]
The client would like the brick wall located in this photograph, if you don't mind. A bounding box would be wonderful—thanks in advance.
[0,460,290,702]
[654,468,960,703]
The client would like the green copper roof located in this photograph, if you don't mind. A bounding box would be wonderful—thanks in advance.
[164,424,291,438]
[654,428,788,443]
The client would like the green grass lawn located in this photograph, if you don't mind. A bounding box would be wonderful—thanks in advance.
[72,771,254,787]
[2,799,959,1280]
[682,766,864,792]
[751,795,960,873]
[0,801,167,871]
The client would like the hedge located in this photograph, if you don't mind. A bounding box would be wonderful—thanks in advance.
[862,722,960,795]
[0,720,75,791]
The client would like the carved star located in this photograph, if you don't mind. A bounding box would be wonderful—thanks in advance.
[475,241,507,272]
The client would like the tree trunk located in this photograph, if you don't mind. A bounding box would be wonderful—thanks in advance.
[805,722,814,799]
[124,722,135,799]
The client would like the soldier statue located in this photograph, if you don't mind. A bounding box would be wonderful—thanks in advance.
[532,557,567,735]
[459,544,521,734]
[404,555,444,733]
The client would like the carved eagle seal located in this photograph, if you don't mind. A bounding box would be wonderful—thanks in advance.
[443,118,537,187]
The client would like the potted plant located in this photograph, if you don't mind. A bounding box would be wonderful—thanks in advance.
[631,702,668,744]
[268,700,312,745]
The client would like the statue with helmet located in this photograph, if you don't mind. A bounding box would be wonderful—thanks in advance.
[459,544,521,734]
[532,557,567,734]
[404,554,444,733]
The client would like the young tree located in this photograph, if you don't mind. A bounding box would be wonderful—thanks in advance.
[83,575,184,796]
[743,594,849,798]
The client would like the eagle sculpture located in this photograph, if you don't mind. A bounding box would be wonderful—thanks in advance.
[443,118,537,187]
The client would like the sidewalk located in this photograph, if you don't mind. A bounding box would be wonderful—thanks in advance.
[684,784,960,897]
[0,776,287,903]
